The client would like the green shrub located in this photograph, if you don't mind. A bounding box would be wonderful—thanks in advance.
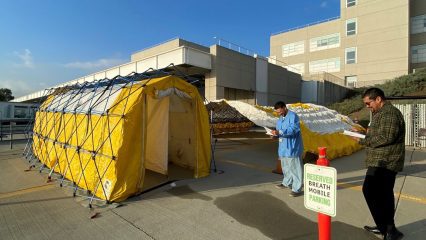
[328,68,426,115]
[380,68,426,96]
[328,96,364,115]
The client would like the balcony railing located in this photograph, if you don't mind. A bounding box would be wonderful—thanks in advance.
[307,71,347,87]
[213,37,259,57]
[271,16,340,36]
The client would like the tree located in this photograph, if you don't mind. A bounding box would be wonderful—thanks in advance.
[0,88,14,101]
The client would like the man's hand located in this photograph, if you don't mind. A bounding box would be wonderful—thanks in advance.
[351,127,366,134]
[271,130,278,136]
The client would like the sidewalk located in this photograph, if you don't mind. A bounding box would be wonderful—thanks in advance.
[0,134,425,239]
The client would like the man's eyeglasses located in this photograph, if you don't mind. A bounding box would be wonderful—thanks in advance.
[364,100,375,106]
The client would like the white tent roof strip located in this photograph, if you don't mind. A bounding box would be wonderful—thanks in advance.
[33,72,184,164]
[45,84,124,115]
[224,100,355,134]
[42,73,148,115]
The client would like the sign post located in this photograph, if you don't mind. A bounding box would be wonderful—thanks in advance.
[304,147,337,240]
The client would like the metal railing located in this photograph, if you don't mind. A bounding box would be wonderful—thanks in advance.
[213,37,259,57]
[0,122,33,149]
[271,16,340,36]
[307,71,346,87]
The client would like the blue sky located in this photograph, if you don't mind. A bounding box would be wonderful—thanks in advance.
[0,0,340,98]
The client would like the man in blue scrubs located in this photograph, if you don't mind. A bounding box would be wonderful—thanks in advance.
[271,101,304,197]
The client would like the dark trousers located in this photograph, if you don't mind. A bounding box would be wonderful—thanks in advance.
[362,167,397,234]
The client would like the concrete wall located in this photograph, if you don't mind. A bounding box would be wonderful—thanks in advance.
[301,81,318,104]
[206,45,302,105]
[270,20,340,71]
[343,0,410,86]
[267,64,301,105]
[205,45,256,101]
[270,0,411,87]
[301,80,350,106]
[131,39,210,62]
[323,81,350,105]
[255,57,268,105]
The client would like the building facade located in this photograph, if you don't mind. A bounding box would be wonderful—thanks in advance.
[270,0,426,87]
[14,38,309,106]
[0,102,38,121]
[0,102,39,138]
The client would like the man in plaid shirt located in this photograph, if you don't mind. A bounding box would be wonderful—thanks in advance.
[352,88,405,240]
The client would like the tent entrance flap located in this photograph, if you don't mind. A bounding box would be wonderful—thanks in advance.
[145,96,169,175]
[168,93,196,172]
[144,91,196,176]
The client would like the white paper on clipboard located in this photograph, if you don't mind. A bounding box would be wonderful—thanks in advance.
[343,130,365,139]
[264,127,276,136]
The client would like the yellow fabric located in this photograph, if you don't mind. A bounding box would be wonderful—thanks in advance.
[32,75,211,202]
[289,103,316,110]
[145,95,169,175]
[300,122,362,160]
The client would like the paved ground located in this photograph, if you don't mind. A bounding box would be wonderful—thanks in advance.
[0,133,425,240]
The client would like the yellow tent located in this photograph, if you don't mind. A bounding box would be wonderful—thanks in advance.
[32,75,211,202]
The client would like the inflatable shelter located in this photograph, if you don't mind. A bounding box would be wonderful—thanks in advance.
[223,101,363,160]
[31,73,211,202]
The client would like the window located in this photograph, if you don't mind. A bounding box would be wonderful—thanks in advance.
[309,58,340,73]
[345,76,357,88]
[347,0,356,7]
[310,33,340,52]
[411,14,426,34]
[346,18,357,36]
[282,41,305,57]
[411,44,426,63]
[14,106,28,118]
[345,47,357,64]
[287,63,305,75]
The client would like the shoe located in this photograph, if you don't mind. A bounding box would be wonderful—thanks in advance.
[384,229,403,240]
[363,226,381,234]
[289,191,303,197]
[275,184,290,189]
